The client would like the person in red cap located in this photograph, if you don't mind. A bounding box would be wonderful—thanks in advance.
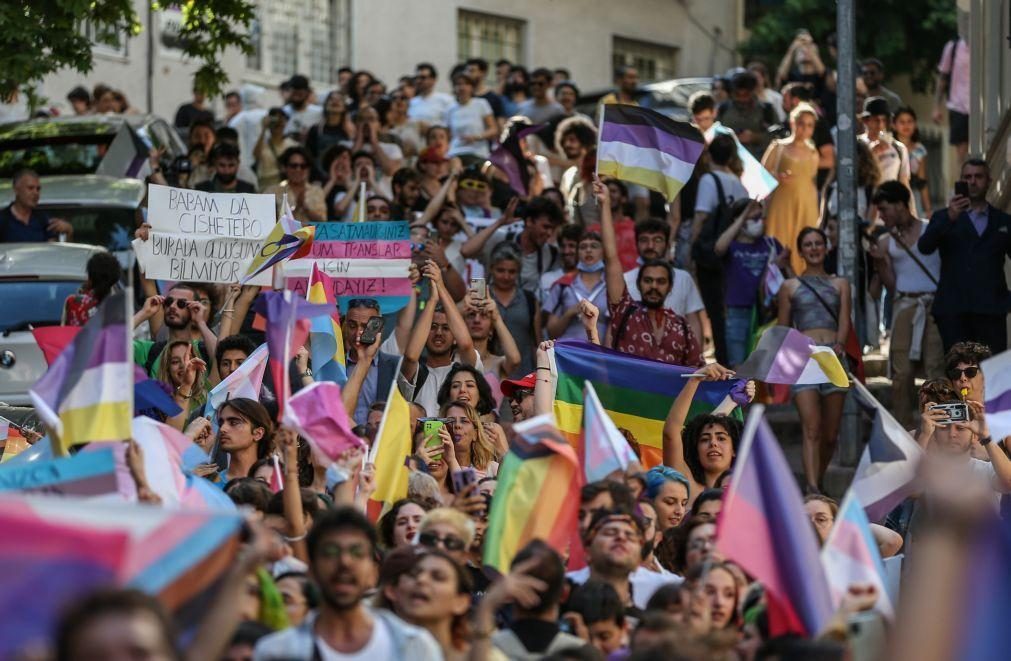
[501,372,537,422]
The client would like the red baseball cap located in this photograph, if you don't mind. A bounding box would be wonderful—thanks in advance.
[501,372,536,398]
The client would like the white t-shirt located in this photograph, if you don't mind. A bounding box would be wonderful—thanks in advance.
[446,98,493,157]
[695,170,749,215]
[283,103,323,137]
[567,566,682,610]
[409,92,455,125]
[315,616,395,660]
[624,266,704,317]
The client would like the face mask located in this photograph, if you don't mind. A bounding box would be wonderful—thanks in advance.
[578,260,605,273]
[744,218,764,238]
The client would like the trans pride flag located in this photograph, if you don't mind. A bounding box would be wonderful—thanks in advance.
[0,494,243,657]
[821,491,893,619]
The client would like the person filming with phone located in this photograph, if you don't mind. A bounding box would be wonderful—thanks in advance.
[918,159,1011,353]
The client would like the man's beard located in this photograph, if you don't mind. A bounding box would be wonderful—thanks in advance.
[164,314,190,330]
[217,172,237,185]
[641,295,665,310]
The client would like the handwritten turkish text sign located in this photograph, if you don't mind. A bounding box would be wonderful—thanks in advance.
[284,221,412,312]
[136,184,276,284]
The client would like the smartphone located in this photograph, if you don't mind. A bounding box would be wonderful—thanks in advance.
[421,419,445,462]
[470,277,487,299]
[359,316,384,346]
[451,467,478,494]
[929,402,969,424]
[847,611,886,661]
[954,181,969,197]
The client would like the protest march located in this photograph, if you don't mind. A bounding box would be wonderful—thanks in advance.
[2,13,1011,660]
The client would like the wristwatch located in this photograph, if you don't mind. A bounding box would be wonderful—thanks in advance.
[980,435,993,446]
[302,368,313,378]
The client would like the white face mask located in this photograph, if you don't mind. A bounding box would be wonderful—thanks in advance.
[744,218,765,238]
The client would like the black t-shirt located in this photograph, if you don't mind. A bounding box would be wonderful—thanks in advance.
[174,103,209,129]
[194,178,257,194]
[479,91,507,118]
[510,619,563,654]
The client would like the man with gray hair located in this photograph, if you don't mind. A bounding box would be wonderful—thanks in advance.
[0,169,72,242]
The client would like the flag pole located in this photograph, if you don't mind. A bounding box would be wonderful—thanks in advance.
[356,181,367,223]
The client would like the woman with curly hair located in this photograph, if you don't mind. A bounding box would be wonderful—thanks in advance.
[662,363,741,504]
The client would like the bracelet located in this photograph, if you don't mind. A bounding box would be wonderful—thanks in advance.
[283,532,307,542]
[981,435,993,446]
[175,387,192,399]
[536,366,551,371]
[221,308,235,313]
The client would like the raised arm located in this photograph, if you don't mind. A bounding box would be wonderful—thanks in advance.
[715,200,759,256]
[461,197,517,258]
[392,264,421,351]
[485,294,522,375]
[277,427,308,562]
[435,261,478,365]
[342,338,382,416]
[662,377,701,475]
[534,341,555,417]
[594,178,625,306]
[400,263,440,382]
[416,171,459,226]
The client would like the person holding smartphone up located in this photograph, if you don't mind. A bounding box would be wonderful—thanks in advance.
[918,159,1011,353]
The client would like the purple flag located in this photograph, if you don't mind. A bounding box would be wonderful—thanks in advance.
[489,123,544,197]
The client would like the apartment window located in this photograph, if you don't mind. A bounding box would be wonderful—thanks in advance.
[612,36,677,83]
[83,21,128,57]
[245,0,341,84]
[457,10,525,64]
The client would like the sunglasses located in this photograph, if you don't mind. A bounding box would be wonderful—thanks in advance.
[286,161,309,169]
[418,531,466,552]
[511,388,534,402]
[947,366,979,380]
[163,297,189,310]
[458,179,488,191]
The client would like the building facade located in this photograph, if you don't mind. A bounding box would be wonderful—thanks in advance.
[41,0,743,119]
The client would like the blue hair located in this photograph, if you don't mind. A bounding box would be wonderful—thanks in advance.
[644,466,691,501]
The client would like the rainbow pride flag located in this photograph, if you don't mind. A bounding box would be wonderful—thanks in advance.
[483,414,580,575]
[0,494,243,656]
[552,340,743,467]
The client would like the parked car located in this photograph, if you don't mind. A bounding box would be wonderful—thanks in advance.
[0,243,107,406]
[0,114,185,262]
[575,77,712,122]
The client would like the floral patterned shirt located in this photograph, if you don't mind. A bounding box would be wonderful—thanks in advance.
[607,290,703,367]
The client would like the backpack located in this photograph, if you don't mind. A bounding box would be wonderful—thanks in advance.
[691,173,735,272]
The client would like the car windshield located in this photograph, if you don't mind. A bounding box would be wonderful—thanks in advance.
[0,281,81,332]
[0,121,119,178]
[42,206,137,254]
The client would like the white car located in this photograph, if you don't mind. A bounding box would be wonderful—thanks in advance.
[0,243,107,406]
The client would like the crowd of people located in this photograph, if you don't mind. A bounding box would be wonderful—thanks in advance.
[3,25,1008,661]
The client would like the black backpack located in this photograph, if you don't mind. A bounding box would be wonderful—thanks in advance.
[691,173,735,272]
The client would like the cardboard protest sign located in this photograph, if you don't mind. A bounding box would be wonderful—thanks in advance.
[134,184,276,284]
[284,221,412,312]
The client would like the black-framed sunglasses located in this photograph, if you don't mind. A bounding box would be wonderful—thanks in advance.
[163,297,188,310]
[348,298,381,310]
[511,388,534,403]
[417,531,466,551]
[286,161,309,170]
[948,366,980,380]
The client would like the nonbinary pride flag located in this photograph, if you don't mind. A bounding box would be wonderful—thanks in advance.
[597,104,705,202]
[29,291,133,455]
[734,325,849,388]
[820,491,894,620]
[717,405,833,637]
[483,414,580,576]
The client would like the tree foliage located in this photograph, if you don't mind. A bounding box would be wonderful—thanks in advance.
[740,0,958,93]
[0,1,254,108]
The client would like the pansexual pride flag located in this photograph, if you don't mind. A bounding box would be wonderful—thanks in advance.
[483,414,580,575]
[29,291,133,455]
[307,263,347,385]
[717,406,833,637]
[597,104,705,202]
[553,340,743,467]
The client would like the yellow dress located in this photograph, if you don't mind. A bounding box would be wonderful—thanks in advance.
[762,140,819,274]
